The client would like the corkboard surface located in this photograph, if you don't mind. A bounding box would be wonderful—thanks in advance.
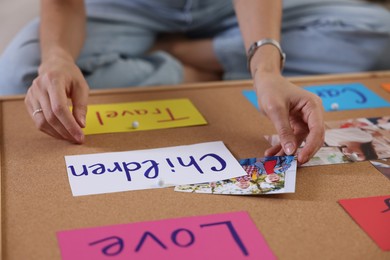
[1,71,390,259]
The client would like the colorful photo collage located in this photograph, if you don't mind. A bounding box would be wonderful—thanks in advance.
[265,116,390,167]
[175,155,297,195]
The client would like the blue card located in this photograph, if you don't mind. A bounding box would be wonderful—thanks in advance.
[242,90,260,109]
[242,83,390,111]
[304,82,390,111]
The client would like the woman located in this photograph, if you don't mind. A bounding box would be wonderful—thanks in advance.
[1,0,389,163]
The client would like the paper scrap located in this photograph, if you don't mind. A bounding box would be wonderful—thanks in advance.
[339,195,390,251]
[370,159,390,180]
[264,116,390,167]
[381,83,390,92]
[175,155,297,195]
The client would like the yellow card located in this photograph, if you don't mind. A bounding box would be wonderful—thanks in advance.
[82,98,207,135]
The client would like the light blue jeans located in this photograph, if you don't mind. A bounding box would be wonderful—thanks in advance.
[1,0,390,95]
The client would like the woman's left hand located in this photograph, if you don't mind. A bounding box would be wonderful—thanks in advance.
[254,71,325,165]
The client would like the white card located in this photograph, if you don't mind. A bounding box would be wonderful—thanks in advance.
[65,141,247,196]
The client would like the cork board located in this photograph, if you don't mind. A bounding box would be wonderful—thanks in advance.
[1,71,390,259]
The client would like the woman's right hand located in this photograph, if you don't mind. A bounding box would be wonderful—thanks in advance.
[24,51,89,144]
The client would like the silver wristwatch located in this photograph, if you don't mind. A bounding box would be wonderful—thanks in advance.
[247,38,286,72]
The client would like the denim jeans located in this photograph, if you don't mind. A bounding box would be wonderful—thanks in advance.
[0,0,389,95]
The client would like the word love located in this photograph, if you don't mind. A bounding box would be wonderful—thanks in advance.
[64,141,247,196]
[57,211,276,260]
[68,153,227,182]
[89,221,247,256]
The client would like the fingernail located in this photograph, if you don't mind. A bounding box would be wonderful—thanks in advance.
[80,117,86,128]
[76,133,84,144]
[284,142,295,155]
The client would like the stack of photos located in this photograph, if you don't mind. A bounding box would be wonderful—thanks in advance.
[265,116,390,167]
[175,155,297,195]
[264,135,351,166]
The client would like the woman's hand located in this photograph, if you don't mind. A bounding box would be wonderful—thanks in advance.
[254,71,325,164]
[24,53,89,144]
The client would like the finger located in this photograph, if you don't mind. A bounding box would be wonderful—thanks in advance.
[26,88,64,140]
[275,149,287,156]
[71,79,89,128]
[263,101,296,155]
[34,112,66,140]
[24,83,38,118]
[36,88,76,142]
[298,124,324,164]
[297,103,325,164]
[265,143,283,156]
[289,117,310,148]
[48,80,85,144]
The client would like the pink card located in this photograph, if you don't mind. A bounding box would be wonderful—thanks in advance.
[339,195,390,251]
[57,211,276,260]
